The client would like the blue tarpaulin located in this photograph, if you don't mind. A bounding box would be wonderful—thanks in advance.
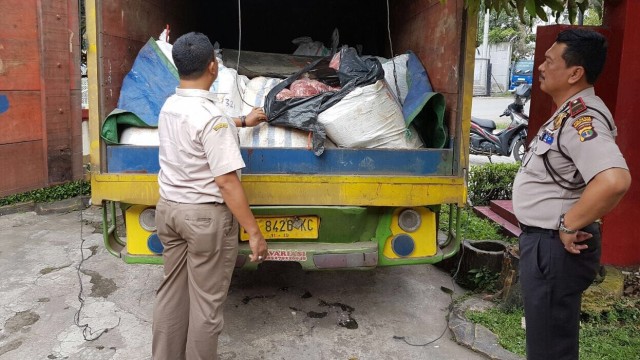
[402,51,447,148]
[101,38,178,144]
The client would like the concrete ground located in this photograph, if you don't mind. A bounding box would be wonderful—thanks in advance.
[0,206,491,360]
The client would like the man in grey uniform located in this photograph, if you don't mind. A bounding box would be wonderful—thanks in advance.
[513,29,631,360]
[152,32,268,360]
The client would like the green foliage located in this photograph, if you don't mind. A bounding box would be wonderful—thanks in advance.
[466,307,526,355]
[0,180,90,207]
[480,9,536,61]
[467,267,501,292]
[467,298,640,360]
[439,204,517,244]
[468,163,520,206]
[583,9,603,26]
[437,163,521,244]
[466,0,603,25]
[488,27,518,44]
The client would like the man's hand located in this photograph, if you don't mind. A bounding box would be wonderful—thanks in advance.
[247,230,268,263]
[559,230,592,254]
[245,108,267,127]
[216,171,268,263]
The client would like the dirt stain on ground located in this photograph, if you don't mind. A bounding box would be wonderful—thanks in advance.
[319,300,358,329]
[80,269,118,298]
[4,310,40,333]
[241,295,275,304]
[39,264,71,275]
[0,339,23,357]
[306,311,328,319]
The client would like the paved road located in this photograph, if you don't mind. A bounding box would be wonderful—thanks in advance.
[0,208,489,360]
[471,96,531,125]
[469,96,529,165]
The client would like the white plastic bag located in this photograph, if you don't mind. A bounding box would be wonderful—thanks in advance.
[292,36,330,56]
[318,80,423,149]
[156,29,175,67]
[210,64,248,117]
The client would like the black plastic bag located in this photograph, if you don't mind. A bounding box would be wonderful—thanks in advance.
[264,47,384,155]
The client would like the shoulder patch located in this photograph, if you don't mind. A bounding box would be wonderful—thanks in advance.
[569,97,587,118]
[572,116,598,142]
[213,123,229,131]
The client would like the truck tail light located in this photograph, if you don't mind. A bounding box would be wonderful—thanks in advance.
[139,208,156,232]
[391,234,415,257]
[398,208,421,232]
[147,233,164,254]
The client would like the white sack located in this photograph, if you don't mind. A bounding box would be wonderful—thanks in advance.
[210,64,248,117]
[317,80,423,149]
[241,76,283,115]
[120,127,160,146]
[238,122,336,149]
[380,54,409,104]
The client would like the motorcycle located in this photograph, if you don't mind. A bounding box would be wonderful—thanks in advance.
[470,84,531,162]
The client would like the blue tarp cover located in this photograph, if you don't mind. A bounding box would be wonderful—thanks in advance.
[101,38,178,143]
[402,51,447,149]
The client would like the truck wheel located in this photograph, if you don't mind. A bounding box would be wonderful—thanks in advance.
[512,138,526,162]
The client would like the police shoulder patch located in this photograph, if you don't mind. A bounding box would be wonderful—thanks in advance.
[569,97,587,118]
[213,122,229,131]
[572,116,598,142]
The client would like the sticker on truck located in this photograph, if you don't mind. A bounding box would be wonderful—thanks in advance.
[265,250,308,262]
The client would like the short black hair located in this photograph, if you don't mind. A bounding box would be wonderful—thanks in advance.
[172,32,215,80]
[556,29,608,84]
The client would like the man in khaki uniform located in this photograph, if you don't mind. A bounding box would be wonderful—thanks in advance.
[513,29,631,360]
[152,32,268,360]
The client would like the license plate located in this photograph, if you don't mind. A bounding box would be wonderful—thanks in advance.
[240,216,319,240]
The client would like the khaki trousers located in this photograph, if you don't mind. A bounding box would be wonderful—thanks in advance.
[152,198,238,360]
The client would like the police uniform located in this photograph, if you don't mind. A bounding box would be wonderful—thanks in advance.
[153,88,243,360]
[513,87,628,360]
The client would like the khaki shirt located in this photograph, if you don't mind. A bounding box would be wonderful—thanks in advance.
[158,88,245,204]
[513,87,628,229]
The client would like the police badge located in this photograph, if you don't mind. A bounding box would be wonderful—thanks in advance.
[553,112,568,130]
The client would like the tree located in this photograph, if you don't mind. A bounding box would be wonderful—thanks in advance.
[583,9,603,26]
[466,0,604,25]
[474,1,604,62]
[483,10,535,61]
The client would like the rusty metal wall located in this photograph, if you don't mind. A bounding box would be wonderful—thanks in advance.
[0,0,82,197]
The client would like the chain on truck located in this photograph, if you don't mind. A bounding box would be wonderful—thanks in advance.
[87,0,476,270]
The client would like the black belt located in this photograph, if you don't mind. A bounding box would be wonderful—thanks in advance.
[161,198,224,205]
[519,222,601,235]
[519,223,556,235]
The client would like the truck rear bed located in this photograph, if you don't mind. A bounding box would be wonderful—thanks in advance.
[87,0,475,268]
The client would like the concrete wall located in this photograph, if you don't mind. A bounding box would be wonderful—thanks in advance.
[474,41,512,95]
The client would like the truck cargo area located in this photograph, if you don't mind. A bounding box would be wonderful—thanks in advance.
[89,0,473,267]
[95,0,471,163]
